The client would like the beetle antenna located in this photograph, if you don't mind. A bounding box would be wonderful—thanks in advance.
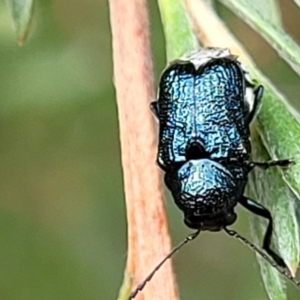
[127,230,200,300]
[224,227,300,287]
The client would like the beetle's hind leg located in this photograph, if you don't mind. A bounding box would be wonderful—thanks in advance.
[239,196,287,268]
[249,159,294,170]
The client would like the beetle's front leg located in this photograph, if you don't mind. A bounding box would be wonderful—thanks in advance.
[248,158,294,171]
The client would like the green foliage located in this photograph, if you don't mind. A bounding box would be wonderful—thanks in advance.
[221,0,300,76]
[157,0,198,61]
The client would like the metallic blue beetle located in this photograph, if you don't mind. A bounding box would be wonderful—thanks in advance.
[151,48,290,268]
[127,48,297,300]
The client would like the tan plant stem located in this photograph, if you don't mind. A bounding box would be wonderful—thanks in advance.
[109,1,178,299]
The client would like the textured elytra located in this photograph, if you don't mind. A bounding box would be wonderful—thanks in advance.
[152,50,256,230]
[156,58,252,172]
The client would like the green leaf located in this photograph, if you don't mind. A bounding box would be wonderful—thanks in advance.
[220,0,300,76]
[246,62,300,300]
[293,0,300,8]
[5,0,34,45]
[248,130,299,300]
[249,70,300,204]
[157,0,198,61]
[241,0,282,27]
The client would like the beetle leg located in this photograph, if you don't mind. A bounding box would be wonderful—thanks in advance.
[247,85,263,124]
[247,84,263,124]
[248,159,294,170]
[239,196,287,268]
[150,101,159,118]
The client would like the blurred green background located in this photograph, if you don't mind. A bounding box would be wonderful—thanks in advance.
[0,0,300,299]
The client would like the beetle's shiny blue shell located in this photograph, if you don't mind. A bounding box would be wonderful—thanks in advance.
[152,48,262,231]
[164,158,247,229]
[155,56,251,170]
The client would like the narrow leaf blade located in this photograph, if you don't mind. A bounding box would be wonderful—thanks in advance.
[5,0,34,45]
[220,0,300,76]
[293,0,300,8]
[157,0,198,61]
[248,130,299,300]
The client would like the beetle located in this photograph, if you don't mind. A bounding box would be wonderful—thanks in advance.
[127,48,298,299]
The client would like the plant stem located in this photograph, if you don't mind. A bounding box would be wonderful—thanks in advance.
[109,1,178,299]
